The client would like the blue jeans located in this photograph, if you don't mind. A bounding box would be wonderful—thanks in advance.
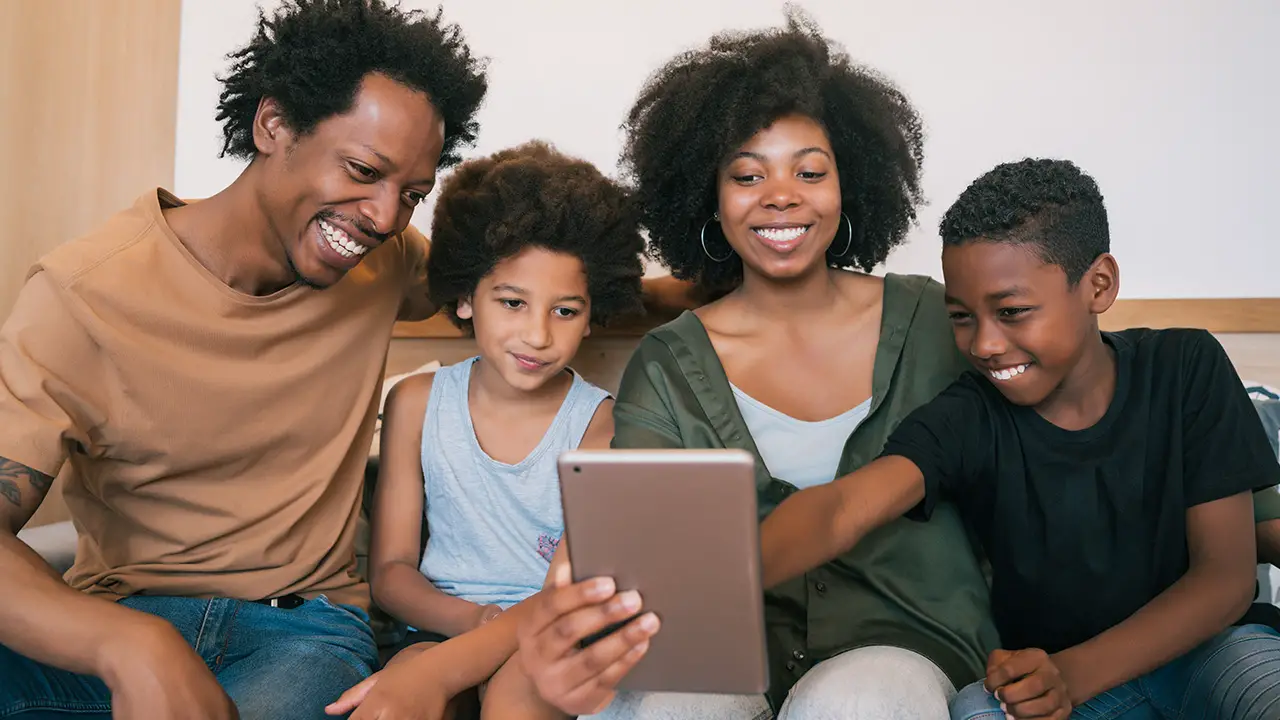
[0,595,378,719]
[951,624,1280,719]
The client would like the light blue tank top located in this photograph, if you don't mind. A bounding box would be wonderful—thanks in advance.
[417,357,609,609]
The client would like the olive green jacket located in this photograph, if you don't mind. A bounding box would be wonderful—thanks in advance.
[611,273,999,708]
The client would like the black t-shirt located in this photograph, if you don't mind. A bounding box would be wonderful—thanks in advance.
[882,328,1280,653]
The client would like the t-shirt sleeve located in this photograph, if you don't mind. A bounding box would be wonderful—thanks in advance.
[1180,331,1280,507]
[880,375,992,521]
[0,272,105,476]
[396,224,435,322]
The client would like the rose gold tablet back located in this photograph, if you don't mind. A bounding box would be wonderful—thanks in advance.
[557,448,769,695]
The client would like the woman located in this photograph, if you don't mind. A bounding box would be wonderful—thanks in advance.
[517,10,998,720]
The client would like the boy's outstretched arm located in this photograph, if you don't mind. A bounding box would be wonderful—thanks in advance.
[1018,491,1257,706]
[760,456,927,589]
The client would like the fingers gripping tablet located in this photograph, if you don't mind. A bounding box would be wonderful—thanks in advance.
[557,448,769,694]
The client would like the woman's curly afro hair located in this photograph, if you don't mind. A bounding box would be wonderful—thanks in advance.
[621,6,925,292]
[216,0,487,168]
[427,141,646,333]
[940,158,1109,286]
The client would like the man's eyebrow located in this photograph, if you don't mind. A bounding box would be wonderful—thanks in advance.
[361,145,436,187]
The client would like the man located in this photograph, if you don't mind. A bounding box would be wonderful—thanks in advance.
[0,2,486,718]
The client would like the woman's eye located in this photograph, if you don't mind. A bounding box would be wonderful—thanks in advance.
[798,171,827,180]
[732,174,762,184]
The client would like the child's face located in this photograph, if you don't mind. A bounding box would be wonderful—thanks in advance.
[716,114,843,282]
[941,241,1100,407]
[457,247,592,393]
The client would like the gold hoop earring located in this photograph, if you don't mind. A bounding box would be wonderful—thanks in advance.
[701,213,733,263]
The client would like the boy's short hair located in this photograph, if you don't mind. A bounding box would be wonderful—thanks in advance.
[427,141,646,332]
[216,0,487,168]
[939,158,1110,285]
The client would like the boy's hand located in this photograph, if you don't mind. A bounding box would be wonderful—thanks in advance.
[516,560,659,716]
[985,648,1072,719]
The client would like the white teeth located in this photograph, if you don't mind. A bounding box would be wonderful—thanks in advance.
[319,220,370,259]
[754,226,808,243]
[989,364,1030,381]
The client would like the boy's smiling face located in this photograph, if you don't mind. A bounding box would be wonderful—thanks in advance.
[942,241,1115,409]
[457,247,592,394]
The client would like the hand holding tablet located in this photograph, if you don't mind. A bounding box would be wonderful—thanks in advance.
[553,448,769,695]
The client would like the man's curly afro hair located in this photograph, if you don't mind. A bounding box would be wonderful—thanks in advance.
[216,0,487,168]
[940,158,1109,286]
[427,141,646,333]
[621,6,925,293]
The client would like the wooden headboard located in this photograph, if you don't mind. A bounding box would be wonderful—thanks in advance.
[389,297,1280,392]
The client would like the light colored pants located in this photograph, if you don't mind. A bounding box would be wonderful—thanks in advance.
[587,645,956,720]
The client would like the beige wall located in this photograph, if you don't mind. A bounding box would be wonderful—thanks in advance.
[0,0,181,321]
[2,0,181,526]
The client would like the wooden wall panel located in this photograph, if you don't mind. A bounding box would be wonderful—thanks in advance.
[2,0,182,527]
[0,0,181,321]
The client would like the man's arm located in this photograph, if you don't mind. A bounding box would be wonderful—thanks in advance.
[0,272,234,718]
[0,457,195,683]
[1050,492,1257,704]
[760,455,926,588]
[369,374,492,637]
[637,275,705,320]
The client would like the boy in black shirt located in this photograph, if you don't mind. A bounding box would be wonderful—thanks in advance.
[759,158,1280,719]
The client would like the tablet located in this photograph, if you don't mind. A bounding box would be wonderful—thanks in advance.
[557,448,769,695]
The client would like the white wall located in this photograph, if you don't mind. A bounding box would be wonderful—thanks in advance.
[176,0,1280,298]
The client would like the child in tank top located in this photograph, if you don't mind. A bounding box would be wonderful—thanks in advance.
[344,141,645,718]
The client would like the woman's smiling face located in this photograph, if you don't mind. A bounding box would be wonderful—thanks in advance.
[715,114,843,283]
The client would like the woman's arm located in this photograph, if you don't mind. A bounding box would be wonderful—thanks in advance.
[1048,491,1257,704]
[369,374,491,637]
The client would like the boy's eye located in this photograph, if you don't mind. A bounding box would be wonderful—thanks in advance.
[998,307,1033,320]
[552,307,580,319]
[499,298,525,310]
[948,311,973,324]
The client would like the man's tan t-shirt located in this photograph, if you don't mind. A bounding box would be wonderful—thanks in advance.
[0,189,432,609]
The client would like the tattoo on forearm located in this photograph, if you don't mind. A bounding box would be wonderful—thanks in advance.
[0,458,53,508]
[0,479,18,507]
